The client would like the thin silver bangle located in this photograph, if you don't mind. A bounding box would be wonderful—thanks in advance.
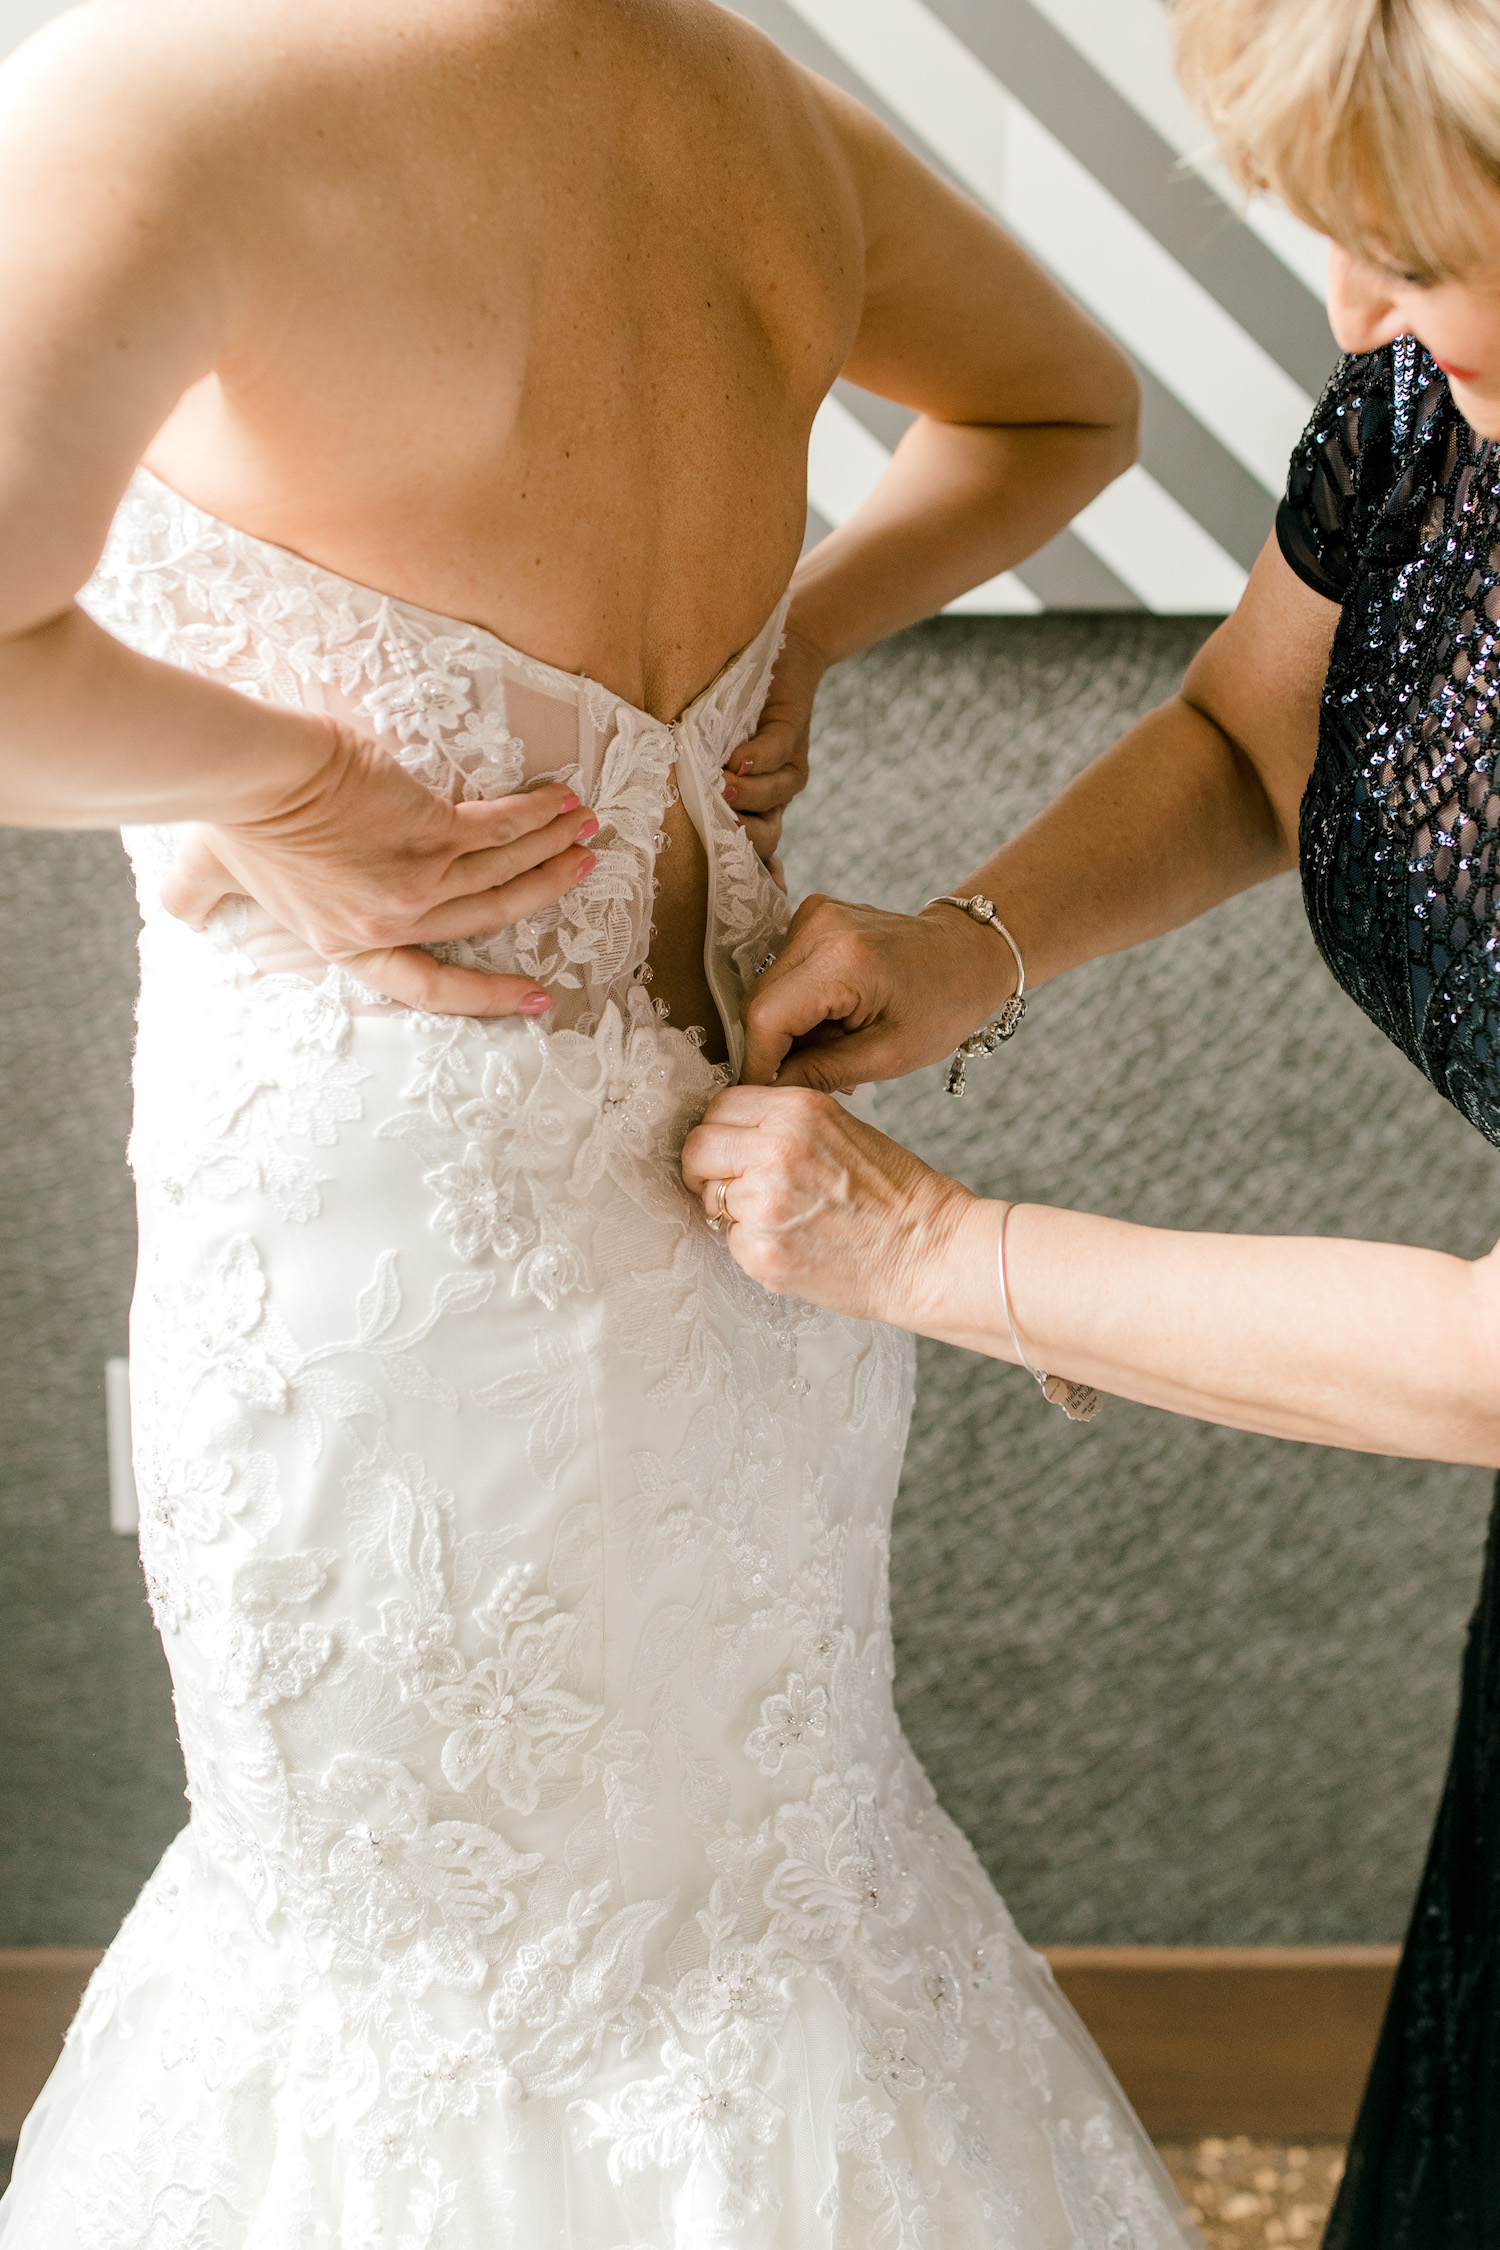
[997,1203,1103,1424]
[923,894,1027,1097]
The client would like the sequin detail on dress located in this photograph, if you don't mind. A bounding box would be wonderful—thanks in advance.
[1279,344,1500,1144]
[1278,346,1500,2248]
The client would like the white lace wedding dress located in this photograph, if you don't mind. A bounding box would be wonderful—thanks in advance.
[0,470,1198,2250]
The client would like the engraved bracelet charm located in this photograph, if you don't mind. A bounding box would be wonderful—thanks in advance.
[924,894,1027,1096]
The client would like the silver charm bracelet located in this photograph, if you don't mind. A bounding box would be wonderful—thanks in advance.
[998,1203,1103,1424]
[923,894,1027,1097]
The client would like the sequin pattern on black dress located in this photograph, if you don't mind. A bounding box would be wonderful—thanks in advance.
[1277,341,1500,2247]
[1286,338,1500,1146]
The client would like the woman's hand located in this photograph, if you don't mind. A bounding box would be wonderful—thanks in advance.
[682,1083,988,1323]
[741,896,1018,1089]
[722,625,827,874]
[161,719,598,1016]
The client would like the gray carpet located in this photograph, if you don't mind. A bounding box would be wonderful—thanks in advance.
[0,831,186,1945]
[1,614,1493,1948]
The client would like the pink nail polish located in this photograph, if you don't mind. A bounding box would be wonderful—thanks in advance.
[574,852,598,878]
[723,783,738,806]
[520,992,552,1015]
[560,793,581,813]
[578,815,600,840]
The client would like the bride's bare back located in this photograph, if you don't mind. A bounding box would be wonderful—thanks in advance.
[0,0,1135,1029]
[141,0,858,717]
[1,0,867,1043]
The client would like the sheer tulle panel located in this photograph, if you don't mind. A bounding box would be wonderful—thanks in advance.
[502,677,599,791]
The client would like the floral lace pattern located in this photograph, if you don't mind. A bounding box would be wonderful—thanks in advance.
[82,469,792,1053]
[0,482,1197,2249]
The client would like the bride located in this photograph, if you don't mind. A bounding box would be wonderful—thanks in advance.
[0,0,1190,2242]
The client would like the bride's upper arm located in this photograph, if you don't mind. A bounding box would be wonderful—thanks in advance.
[0,7,227,638]
[809,77,1137,440]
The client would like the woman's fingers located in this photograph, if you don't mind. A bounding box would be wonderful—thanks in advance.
[739,910,875,1085]
[722,718,800,867]
[449,781,583,847]
[683,1085,972,1325]
[684,1086,874,1303]
[738,808,784,866]
[740,897,1014,1090]
[771,1024,893,1092]
[436,810,602,904]
[335,949,555,1018]
[159,827,240,930]
[406,844,598,942]
[680,1089,788,1193]
[725,712,792,778]
[440,797,598,897]
[160,738,604,977]
[721,763,803,817]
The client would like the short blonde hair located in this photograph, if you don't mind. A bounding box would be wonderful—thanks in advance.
[1174,0,1500,278]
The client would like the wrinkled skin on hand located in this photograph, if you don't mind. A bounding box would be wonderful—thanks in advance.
[681,1083,976,1327]
[740,894,1017,1089]
[161,718,598,1016]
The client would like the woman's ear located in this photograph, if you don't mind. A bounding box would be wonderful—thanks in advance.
[1326,246,1407,356]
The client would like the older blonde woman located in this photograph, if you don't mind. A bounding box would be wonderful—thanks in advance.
[685,1,1500,2235]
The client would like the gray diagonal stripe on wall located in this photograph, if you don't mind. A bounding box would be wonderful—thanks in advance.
[834,382,1143,609]
[1138,379,1277,574]
[734,0,1295,598]
[1013,526,1143,611]
[802,504,836,555]
[737,0,1147,607]
[834,379,919,456]
[926,0,1337,399]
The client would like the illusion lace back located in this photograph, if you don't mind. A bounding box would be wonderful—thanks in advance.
[0,472,1195,2250]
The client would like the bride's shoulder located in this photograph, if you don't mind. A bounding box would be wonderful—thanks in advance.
[0,0,333,206]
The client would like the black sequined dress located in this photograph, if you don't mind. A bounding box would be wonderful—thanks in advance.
[1277,339,1500,2245]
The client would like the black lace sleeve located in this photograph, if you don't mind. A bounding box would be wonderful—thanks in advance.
[1275,351,1397,602]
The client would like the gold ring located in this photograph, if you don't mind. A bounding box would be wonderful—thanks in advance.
[707,1179,731,1233]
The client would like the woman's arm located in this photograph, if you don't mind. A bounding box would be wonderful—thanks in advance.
[723,76,1142,855]
[738,537,1339,1085]
[681,1089,1500,1470]
[0,16,593,1015]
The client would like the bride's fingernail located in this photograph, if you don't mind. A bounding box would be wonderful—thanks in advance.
[723,782,739,805]
[577,815,600,840]
[520,992,552,1014]
[560,792,581,812]
[574,852,598,878]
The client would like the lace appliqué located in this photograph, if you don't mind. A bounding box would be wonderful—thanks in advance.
[1,470,1199,2250]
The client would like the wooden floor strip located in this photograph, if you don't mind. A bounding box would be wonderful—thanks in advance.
[0,1943,1400,2144]
[1046,1945,1399,2138]
[0,1949,103,2141]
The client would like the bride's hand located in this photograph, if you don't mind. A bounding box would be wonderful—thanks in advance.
[682,1084,981,1323]
[740,896,1017,1090]
[160,719,598,1016]
[722,625,827,875]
